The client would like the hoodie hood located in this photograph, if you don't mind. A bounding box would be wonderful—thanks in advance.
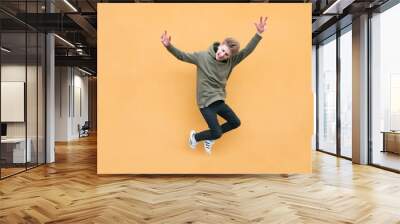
[208,41,219,58]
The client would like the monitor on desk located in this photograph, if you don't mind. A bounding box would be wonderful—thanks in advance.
[1,123,7,138]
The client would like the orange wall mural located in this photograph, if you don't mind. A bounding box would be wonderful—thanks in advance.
[98,3,312,174]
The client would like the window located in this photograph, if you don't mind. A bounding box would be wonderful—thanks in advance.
[339,27,352,158]
[371,3,400,171]
[317,35,337,154]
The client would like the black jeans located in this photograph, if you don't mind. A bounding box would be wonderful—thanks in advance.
[194,100,241,141]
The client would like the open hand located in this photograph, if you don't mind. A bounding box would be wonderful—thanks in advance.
[161,30,171,47]
[254,16,268,34]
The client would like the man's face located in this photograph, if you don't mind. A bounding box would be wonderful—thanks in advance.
[216,44,231,61]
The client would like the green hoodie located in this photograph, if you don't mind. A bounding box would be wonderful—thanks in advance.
[166,33,262,108]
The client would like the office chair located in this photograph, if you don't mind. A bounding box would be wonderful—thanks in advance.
[79,121,90,138]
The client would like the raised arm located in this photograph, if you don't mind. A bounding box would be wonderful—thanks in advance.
[231,16,267,65]
[161,30,199,65]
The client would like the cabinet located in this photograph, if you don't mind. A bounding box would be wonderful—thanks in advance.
[382,132,400,154]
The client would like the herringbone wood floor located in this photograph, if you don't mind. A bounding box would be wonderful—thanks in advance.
[1,134,400,224]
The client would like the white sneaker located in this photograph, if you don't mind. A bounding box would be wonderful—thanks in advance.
[204,140,215,155]
[189,130,198,149]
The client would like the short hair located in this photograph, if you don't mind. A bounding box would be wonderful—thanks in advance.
[222,37,240,56]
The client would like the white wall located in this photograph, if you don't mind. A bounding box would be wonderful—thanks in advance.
[1,65,26,136]
[1,65,38,138]
[55,67,70,141]
[72,72,89,138]
[55,67,89,141]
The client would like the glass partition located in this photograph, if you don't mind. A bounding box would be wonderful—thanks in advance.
[0,1,46,179]
[1,31,28,177]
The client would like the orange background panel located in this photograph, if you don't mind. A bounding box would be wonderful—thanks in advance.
[98,3,312,174]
